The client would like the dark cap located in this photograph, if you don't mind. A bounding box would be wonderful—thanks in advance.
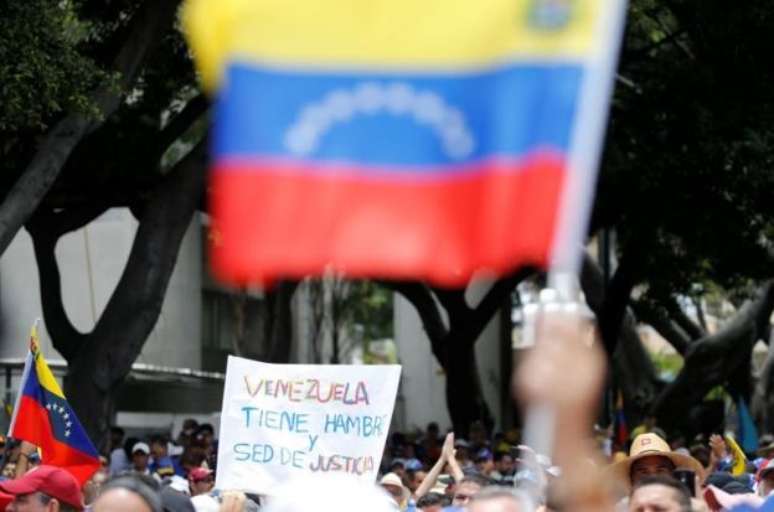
[0,465,83,509]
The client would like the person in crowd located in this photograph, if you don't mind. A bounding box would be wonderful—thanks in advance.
[468,487,530,512]
[453,439,473,471]
[108,428,128,476]
[610,433,704,490]
[421,423,442,464]
[413,433,463,501]
[474,449,495,478]
[82,463,109,505]
[469,422,490,454]
[490,451,515,486]
[0,465,84,512]
[177,420,199,449]
[179,451,207,478]
[628,475,692,512]
[389,461,406,480]
[451,474,491,509]
[394,444,423,473]
[92,474,162,512]
[404,469,427,495]
[188,467,214,497]
[149,435,182,478]
[415,492,445,512]
[130,442,152,476]
[757,459,774,497]
[194,426,215,453]
[379,472,408,509]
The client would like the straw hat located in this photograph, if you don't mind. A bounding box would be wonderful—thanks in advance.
[609,433,704,489]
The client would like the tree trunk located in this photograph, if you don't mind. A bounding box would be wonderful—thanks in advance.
[386,269,529,436]
[445,340,492,437]
[580,253,661,423]
[29,143,206,447]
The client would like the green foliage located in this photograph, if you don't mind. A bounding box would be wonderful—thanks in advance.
[0,0,105,133]
[342,281,394,342]
[597,0,774,301]
[650,350,683,380]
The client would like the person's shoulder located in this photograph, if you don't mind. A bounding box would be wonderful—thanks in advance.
[729,495,774,511]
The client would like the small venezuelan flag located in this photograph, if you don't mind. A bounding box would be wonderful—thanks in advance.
[184,0,627,286]
[8,327,100,484]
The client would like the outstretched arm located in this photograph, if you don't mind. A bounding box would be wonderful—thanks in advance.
[414,432,454,499]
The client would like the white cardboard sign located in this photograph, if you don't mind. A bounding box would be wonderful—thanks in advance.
[215,356,401,494]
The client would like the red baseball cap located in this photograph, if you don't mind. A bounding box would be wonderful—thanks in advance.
[189,467,213,482]
[0,465,83,510]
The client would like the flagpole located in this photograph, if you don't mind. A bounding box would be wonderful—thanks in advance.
[520,0,629,507]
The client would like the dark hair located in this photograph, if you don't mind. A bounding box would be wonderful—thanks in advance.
[689,445,710,467]
[110,427,125,438]
[149,434,168,446]
[197,424,214,435]
[390,461,405,471]
[460,474,492,489]
[493,451,512,463]
[123,437,140,459]
[632,475,692,512]
[416,492,445,508]
[99,474,163,512]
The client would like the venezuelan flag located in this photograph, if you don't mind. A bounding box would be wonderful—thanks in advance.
[184,0,626,286]
[8,327,100,484]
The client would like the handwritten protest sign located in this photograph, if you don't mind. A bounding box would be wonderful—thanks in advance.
[215,356,402,494]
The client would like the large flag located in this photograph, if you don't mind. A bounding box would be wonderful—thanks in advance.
[184,0,627,286]
[8,327,100,484]
[737,398,760,455]
[725,434,748,477]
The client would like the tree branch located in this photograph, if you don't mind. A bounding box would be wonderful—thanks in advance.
[25,205,111,359]
[651,281,774,428]
[631,299,691,355]
[0,0,181,257]
[153,94,209,160]
[429,286,470,322]
[598,250,641,355]
[467,268,532,346]
[664,296,706,340]
[383,281,448,365]
[74,140,207,390]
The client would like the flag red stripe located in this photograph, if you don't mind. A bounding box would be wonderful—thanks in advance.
[12,396,99,484]
[210,152,566,286]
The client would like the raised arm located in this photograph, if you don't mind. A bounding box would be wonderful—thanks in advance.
[414,432,454,499]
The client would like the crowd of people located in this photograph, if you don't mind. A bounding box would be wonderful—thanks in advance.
[2,415,774,511]
[0,314,771,511]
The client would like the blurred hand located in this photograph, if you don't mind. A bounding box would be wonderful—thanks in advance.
[220,491,246,512]
[515,309,605,412]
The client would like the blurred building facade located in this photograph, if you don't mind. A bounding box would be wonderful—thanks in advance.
[0,208,506,436]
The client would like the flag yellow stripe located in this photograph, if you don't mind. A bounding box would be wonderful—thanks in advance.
[183,0,599,90]
[30,328,65,399]
[35,353,65,399]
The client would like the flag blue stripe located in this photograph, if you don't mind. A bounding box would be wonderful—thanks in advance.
[215,62,583,169]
